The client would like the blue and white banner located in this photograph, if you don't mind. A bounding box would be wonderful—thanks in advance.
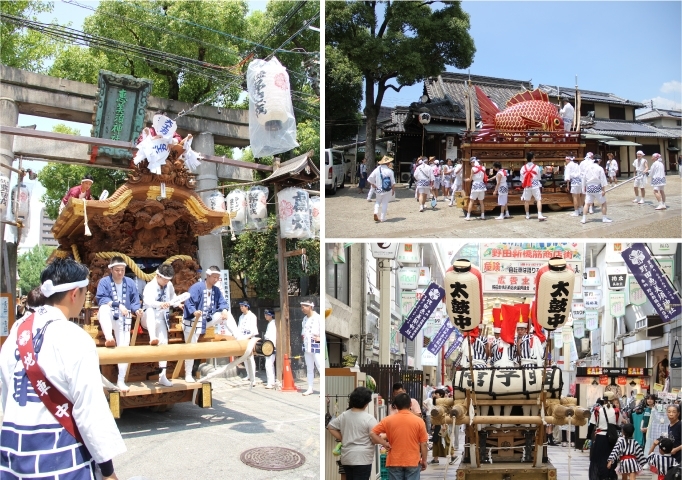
[399,282,445,340]
[622,243,681,322]
[427,322,454,355]
[445,328,465,359]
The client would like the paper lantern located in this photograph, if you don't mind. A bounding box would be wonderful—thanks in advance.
[248,58,291,131]
[277,187,311,239]
[453,366,563,399]
[226,189,246,223]
[208,191,226,212]
[444,260,483,332]
[418,112,431,125]
[309,196,320,237]
[0,173,9,216]
[245,186,268,231]
[534,257,575,331]
[12,183,30,218]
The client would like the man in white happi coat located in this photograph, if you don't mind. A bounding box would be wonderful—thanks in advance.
[141,263,177,387]
[367,156,396,222]
[579,152,594,213]
[559,99,574,132]
[236,300,258,386]
[564,156,583,216]
[263,309,277,389]
[182,266,238,383]
[300,300,322,396]
[413,156,434,212]
[0,258,126,479]
[649,153,667,210]
[96,256,143,392]
[449,159,464,207]
[465,157,487,221]
[520,152,547,221]
[581,155,612,224]
[632,150,649,204]
[606,153,619,185]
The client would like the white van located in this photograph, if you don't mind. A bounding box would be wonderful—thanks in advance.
[324,149,346,195]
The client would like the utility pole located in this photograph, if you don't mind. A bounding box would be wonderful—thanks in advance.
[379,259,391,364]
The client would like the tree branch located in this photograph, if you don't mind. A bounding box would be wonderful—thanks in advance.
[191,79,214,104]
[377,1,391,38]
[385,83,405,93]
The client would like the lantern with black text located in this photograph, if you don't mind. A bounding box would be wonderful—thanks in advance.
[207,191,226,212]
[226,189,247,236]
[444,260,483,332]
[534,257,575,331]
[277,187,311,239]
[0,172,9,216]
[245,186,268,231]
[309,196,320,238]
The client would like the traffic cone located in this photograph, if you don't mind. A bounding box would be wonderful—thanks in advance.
[281,354,298,392]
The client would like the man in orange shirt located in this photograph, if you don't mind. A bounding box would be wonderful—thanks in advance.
[371,393,428,479]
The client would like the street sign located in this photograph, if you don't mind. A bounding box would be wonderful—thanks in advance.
[606,266,628,290]
[370,243,399,259]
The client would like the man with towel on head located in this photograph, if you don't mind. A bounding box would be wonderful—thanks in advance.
[60,174,94,214]
[301,300,322,396]
[236,301,258,386]
[182,266,238,383]
[141,262,178,387]
[465,157,487,221]
[264,309,277,389]
[632,150,649,204]
[96,256,143,392]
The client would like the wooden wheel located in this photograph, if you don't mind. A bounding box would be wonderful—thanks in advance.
[547,204,562,212]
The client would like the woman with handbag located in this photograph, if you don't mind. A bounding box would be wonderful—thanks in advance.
[588,392,620,480]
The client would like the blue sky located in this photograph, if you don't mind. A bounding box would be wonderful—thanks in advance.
[379,1,682,111]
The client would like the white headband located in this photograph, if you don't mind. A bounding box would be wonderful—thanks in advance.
[40,279,89,298]
[108,262,127,269]
[156,271,173,280]
[300,301,314,307]
[205,268,221,276]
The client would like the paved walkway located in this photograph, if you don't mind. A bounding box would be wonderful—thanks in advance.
[325,175,682,238]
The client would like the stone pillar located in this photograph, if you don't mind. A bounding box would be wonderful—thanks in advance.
[0,97,19,297]
[192,132,224,271]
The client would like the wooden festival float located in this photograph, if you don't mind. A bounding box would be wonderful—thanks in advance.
[434,259,591,480]
[50,144,251,417]
[455,85,585,214]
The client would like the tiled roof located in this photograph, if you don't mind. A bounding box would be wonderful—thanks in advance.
[377,106,393,123]
[582,118,678,138]
[636,108,682,120]
[651,126,682,138]
[425,73,532,120]
[538,84,645,108]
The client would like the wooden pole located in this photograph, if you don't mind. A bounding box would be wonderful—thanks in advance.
[98,338,250,365]
[274,183,291,385]
[172,315,199,379]
[124,312,142,382]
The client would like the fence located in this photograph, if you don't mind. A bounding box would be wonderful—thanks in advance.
[360,364,423,406]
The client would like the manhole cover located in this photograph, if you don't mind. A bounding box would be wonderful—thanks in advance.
[240,447,306,471]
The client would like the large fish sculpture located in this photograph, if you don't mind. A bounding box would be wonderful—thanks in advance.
[475,85,564,135]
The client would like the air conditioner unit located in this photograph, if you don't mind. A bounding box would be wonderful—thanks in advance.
[634,315,664,340]
[401,172,412,183]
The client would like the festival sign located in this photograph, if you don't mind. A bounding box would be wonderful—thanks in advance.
[609,291,626,317]
[628,276,646,306]
[427,322,455,355]
[480,243,583,294]
[92,71,153,160]
[399,282,445,340]
[622,243,682,322]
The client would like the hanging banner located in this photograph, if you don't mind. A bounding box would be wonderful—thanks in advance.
[480,243,583,295]
[622,243,682,322]
[399,282,445,340]
[572,301,586,320]
[422,348,439,366]
[585,311,599,331]
[609,291,626,317]
[553,330,563,343]
[400,292,418,319]
[573,320,585,338]
[583,290,602,309]
[628,275,646,306]
[445,329,464,359]
[397,243,421,264]
[562,325,573,344]
[427,322,455,355]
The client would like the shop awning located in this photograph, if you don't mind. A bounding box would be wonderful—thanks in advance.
[603,140,643,146]
[423,124,466,134]
[582,134,617,140]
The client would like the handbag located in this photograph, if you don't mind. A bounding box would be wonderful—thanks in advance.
[665,465,681,480]
[606,423,620,444]
[671,339,681,369]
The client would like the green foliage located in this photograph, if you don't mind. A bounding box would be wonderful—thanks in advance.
[51,123,80,135]
[1,0,58,72]
[325,45,362,144]
[17,245,54,294]
[326,1,475,167]
[222,215,319,300]
[49,45,110,84]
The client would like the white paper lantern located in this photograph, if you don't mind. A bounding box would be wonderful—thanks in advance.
[418,112,431,125]
[226,189,247,223]
[277,187,311,239]
[12,183,30,218]
[248,58,291,131]
[0,173,9,216]
[309,196,320,237]
[444,260,483,332]
[245,186,268,231]
[534,257,575,331]
[208,191,226,212]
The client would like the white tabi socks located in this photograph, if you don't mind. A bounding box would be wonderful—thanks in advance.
[185,359,196,383]
[159,368,173,387]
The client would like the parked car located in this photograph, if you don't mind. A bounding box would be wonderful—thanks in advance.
[325,148,346,195]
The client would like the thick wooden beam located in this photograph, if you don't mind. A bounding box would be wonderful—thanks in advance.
[97,339,250,365]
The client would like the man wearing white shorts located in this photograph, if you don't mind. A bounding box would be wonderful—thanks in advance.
[465,157,487,220]
[606,153,618,184]
[520,152,546,221]
[649,153,667,210]
[449,159,464,206]
[492,162,510,220]
[431,158,441,201]
[581,154,612,224]
[564,156,583,216]
[632,150,649,204]
[579,152,594,213]
[443,159,454,197]
[367,156,396,222]
[414,156,434,212]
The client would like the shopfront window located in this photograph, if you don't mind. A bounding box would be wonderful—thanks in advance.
[326,244,350,305]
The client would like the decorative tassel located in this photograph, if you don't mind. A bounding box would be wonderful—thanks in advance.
[468,400,475,426]
[83,199,92,236]
[183,136,202,171]
[160,182,166,199]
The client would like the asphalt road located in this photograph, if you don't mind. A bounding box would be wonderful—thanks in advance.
[325,174,682,239]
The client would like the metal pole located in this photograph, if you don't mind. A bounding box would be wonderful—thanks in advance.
[379,259,391,365]
[605,173,644,193]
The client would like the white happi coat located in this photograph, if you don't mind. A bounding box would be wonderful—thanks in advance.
[264,319,277,347]
[649,159,666,188]
[0,305,126,479]
[238,310,258,338]
[143,277,176,326]
[302,312,321,353]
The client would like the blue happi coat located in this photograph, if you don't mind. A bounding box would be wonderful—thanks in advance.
[182,281,229,334]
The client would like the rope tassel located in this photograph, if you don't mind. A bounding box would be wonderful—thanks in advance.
[83,199,92,236]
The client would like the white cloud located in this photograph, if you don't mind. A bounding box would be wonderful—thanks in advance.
[660,80,682,95]
[641,96,682,110]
